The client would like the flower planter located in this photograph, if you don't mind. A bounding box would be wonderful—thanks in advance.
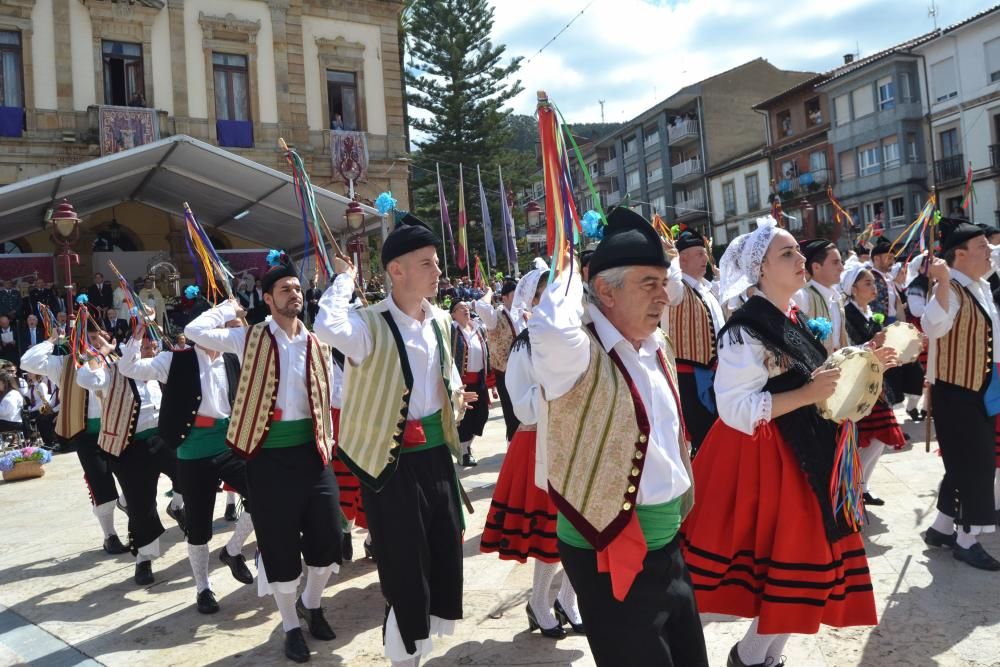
[2,460,45,481]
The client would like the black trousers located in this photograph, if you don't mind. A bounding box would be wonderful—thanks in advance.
[245,443,341,583]
[932,381,996,528]
[494,370,520,443]
[560,537,709,667]
[677,372,716,457]
[457,373,490,442]
[111,438,179,550]
[75,431,120,507]
[362,445,463,655]
[177,450,251,546]
[30,411,56,445]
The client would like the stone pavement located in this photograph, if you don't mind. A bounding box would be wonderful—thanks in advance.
[0,406,999,666]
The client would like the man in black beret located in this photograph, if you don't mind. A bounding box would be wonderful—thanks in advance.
[315,213,476,666]
[185,250,342,662]
[793,239,846,353]
[920,219,1000,571]
[474,277,522,442]
[867,236,899,322]
[661,225,725,455]
[529,207,707,666]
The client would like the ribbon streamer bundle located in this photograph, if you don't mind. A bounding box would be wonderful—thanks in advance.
[183,202,235,304]
[830,421,865,531]
[67,306,106,367]
[106,259,165,345]
[36,303,58,339]
[537,91,582,277]
[889,192,938,260]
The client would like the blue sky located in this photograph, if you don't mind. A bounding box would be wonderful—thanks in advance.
[488,0,999,123]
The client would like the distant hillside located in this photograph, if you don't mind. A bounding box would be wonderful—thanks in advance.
[505,114,622,153]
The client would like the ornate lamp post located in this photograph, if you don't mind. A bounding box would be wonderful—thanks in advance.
[800,197,816,238]
[524,200,542,255]
[344,199,366,285]
[49,200,81,317]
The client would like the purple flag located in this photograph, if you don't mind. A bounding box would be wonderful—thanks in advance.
[436,163,456,267]
[477,165,497,268]
[498,165,518,273]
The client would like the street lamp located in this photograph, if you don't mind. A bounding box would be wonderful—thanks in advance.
[344,199,366,286]
[48,199,81,317]
[524,201,542,230]
[800,197,815,237]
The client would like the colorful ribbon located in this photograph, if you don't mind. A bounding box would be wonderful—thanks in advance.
[830,420,865,532]
[183,203,234,305]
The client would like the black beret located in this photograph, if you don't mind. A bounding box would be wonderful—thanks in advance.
[381,213,440,266]
[675,227,706,252]
[500,279,518,296]
[261,252,298,293]
[870,236,892,257]
[976,223,1000,237]
[587,207,668,279]
[580,249,595,269]
[799,238,834,267]
[940,217,985,253]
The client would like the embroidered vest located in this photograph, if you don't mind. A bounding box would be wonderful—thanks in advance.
[486,308,517,372]
[805,285,848,353]
[544,327,694,550]
[872,270,890,317]
[159,349,240,448]
[226,323,333,461]
[934,281,993,391]
[339,303,462,490]
[96,365,141,457]
[664,282,718,367]
[55,358,87,440]
[452,322,490,376]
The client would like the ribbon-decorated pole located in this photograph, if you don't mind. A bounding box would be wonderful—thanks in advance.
[106,259,166,345]
[36,302,59,340]
[888,192,937,259]
[183,202,235,303]
[827,186,855,246]
[537,90,581,279]
[67,305,108,368]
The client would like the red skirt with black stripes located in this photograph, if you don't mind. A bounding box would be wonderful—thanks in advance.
[680,421,877,634]
[331,408,367,528]
[858,401,906,450]
[480,428,559,563]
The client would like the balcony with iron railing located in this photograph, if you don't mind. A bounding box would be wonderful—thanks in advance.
[934,154,964,186]
[671,157,703,184]
[668,119,700,146]
[674,192,706,219]
[601,157,618,176]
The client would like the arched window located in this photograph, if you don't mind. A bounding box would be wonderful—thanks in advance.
[92,223,139,252]
[0,240,24,254]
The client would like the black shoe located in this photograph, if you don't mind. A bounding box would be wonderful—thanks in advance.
[920,409,928,419]
[219,547,254,584]
[727,642,766,667]
[284,627,310,663]
[907,408,925,422]
[363,539,376,562]
[196,589,220,614]
[953,542,1000,571]
[296,597,336,640]
[165,505,187,536]
[224,503,238,522]
[553,598,584,634]
[923,527,957,548]
[103,534,130,555]
[342,533,353,562]
[863,492,885,507]
[526,603,567,639]
[134,560,154,586]
[461,453,478,467]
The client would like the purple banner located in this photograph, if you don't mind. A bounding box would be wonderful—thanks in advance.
[330,130,369,184]
[99,105,159,155]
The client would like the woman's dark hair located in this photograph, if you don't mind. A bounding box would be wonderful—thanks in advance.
[534,271,551,299]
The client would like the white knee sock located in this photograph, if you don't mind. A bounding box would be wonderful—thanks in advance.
[529,561,559,627]
[956,530,977,549]
[556,573,583,625]
[300,564,335,610]
[765,633,791,663]
[274,590,300,631]
[94,499,117,538]
[994,470,1000,511]
[738,618,777,666]
[188,543,210,593]
[858,439,885,492]
[226,491,237,504]
[391,658,419,667]
[905,394,919,411]
[136,539,159,564]
[930,512,955,535]
[117,495,128,510]
[461,440,472,456]
[169,492,184,510]
[226,511,255,557]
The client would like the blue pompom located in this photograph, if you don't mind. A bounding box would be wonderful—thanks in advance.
[130,306,139,317]
[581,210,604,240]
[375,191,397,216]
[184,285,199,300]
[75,294,88,305]
[807,317,833,342]
[266,249,283,267]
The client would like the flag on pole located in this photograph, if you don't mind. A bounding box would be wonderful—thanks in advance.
[477,165,497,268]
[436,163,456,266]
[457,164,469,271]
[960,161,976,211]
[498,166,517,273]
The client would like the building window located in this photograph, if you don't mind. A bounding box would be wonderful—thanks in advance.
[863,200,884,224]
[834,94,850,126]
[809,150,827,173]
[858,143,880,176]
[906,132,920,163]
[780,159,798,180]
[882,138,900,169]
[651,195,665,214]
[646,159,662,183]
[327,70,358,131]
[102,41,145,107]
[214,53,250,121]
[0,240,24,254]
[722,181,737,216]
[852,85,874,118]
[945,195,964,216]
[939,128,960,157]
[0,31,23,108]
[839,150,856,181]
[931,58,958,101]
[623,136,637,155]
[877,76,895,110]
[848,206,861,230]
[745,173,760,210]
[805,97,822,125]
[777,109,792,137]
[643,128,659,147]
[626,169,640,191]
[899,72,914,102]
[986,37,1000,83]
[816,202,833,224]
[890,196,905,224]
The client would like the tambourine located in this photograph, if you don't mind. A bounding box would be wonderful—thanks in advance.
[882,321,922,365]
[816,346,884,423]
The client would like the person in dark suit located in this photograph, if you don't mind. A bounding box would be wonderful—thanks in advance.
[0,316,17,367]
[17,314,44,354]
[305,278,322,325]
[0,281,21,321]
[87,273,113,315]
[249,278,267,324]
[107,309,130,344]
[25,280,53,320]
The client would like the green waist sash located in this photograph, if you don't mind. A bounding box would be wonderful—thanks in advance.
[85,418,100,435]
[261,418,314,449]
[178,418,230,460]
[134,427,156,442]
[401,410,446,453]
[558,497,683,551]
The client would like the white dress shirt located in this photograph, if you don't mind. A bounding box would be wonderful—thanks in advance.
[792,280,845,349]
[76,362,162,434]
[529,270,690,505]
[921,268,1000,383]
[185,302,317,422]
[666,261,685,306]
[0,328,13,344]
[458,324,486,373]
[118,339,231,419]
[906,285,928,318]
[28,382,50,412]
[314,274,463,421]
[0,390,22,422]
[20,341,101,419]
[474,299,524,335]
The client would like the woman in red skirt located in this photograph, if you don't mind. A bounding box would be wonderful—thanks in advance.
[681,219,882,667]
[841,264,907,506]
[479,263,583,638]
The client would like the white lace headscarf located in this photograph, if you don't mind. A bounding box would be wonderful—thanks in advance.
[513,258,550,315]
[839,260,869,296]
[905,251,929,287]
[718,215,781,304]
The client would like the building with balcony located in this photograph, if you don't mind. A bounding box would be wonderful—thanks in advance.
[817,33,937,237]
[0,0,407,282]
[912,5,1000,223]
[707,147,770,245]
[587,58,814,242]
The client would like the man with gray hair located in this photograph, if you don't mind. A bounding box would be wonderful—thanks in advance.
[529,207,707,666]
